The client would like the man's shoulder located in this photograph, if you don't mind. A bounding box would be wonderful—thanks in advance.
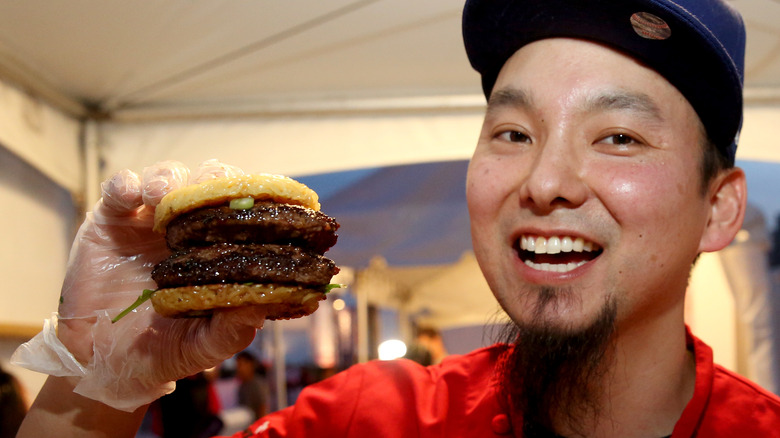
[711,364,780,409]
[699,364,780,432]
[262,344,507,436]
[356,343,508,381]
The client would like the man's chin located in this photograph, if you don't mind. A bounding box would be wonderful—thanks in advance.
[503,285,597,331]
[496,293,618,437]
[524,308,611,335]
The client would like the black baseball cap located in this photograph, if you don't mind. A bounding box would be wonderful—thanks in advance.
[463,0,746,163]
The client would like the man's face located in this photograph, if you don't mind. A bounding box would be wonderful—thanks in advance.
[236,357,254,380]
[467,38,712,332]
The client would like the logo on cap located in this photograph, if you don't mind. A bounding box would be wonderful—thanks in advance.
[630,12,671,40]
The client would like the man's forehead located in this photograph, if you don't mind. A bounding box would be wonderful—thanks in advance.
[487,85,665,125]
[485,39,678,123]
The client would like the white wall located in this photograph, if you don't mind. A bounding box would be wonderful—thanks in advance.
[98,110,485,186]
[0,147,80,401]
[98,103,780,179]
[0,76,83,401]
[737,105,780,163]
[0,78,83,194]
[687,253,738,370]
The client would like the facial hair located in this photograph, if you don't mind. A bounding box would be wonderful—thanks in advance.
[495,288,618,438]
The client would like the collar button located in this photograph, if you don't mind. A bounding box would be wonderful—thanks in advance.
[491,414,512,435]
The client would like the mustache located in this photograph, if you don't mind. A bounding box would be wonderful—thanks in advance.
[493,290,618,437]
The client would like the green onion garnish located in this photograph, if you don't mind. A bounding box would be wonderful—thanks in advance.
[229,197,255,210]
[111,289,156,323]
[325,284,346,293]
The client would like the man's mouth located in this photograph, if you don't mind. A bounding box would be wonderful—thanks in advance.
[515,235,603,273]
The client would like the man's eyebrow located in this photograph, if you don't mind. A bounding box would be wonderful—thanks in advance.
[486,88,663,121]
[583,91,664,122]
[485,87,665,128]
[486,87,534,115]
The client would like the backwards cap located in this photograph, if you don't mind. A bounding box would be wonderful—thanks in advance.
[463,0,746,163]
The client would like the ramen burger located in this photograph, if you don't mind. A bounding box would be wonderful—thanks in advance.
[149,174,340,319]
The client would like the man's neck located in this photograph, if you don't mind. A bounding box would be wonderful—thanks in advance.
[553,312,696,438]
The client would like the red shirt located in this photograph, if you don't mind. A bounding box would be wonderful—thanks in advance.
[225,330,780,437]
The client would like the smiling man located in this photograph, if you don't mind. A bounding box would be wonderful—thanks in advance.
[462,0,773,434]
[14,0,780,437]
[460,0,780,435]
[468,36,746,436]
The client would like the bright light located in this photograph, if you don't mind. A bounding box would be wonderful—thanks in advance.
[332,298,346,311]
[378,339,407,360]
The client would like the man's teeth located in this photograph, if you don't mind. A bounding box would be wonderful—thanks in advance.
[519,235,597,273]
[520,235,594,254]
[524,259,587,273]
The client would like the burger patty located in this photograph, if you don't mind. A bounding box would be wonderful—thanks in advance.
[165,201,339,254]
[152,243,339,288]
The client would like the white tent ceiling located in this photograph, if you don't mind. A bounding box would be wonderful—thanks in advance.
[0,0,779,122]
[0,0,481,121]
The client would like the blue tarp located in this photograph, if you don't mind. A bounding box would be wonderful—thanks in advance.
[297,159,473,268]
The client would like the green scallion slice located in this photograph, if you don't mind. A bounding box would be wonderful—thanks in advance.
[325,284,346,293]
[111,289,156,323]
[229,197,255,210]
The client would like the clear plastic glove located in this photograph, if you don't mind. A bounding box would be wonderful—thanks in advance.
[189,158,245,184]
[12,159,267,412]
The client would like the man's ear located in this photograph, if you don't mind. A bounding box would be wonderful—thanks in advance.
[698,167,747,253]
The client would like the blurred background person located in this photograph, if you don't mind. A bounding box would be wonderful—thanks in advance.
[0,363,28,438]
[404,326,448,366]
[153,370,223,438]
[235,351,270,421]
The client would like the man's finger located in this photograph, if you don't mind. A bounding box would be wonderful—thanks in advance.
[141,161,190,207]
[190,158,245,184]
[99,169,143,215]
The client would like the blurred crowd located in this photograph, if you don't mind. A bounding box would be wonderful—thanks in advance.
[138,350,271,438]
[1,363,28,438]
[4,329,448,438]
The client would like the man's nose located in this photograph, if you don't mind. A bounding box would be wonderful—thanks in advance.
[517,139,588,213]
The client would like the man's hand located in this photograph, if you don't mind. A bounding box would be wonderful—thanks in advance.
[20,159,267,412]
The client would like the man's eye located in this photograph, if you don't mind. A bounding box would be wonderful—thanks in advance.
[498,130,530,143]
[601,134,637,145]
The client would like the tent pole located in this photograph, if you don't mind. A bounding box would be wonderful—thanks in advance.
[83,120,101,206]
[272,322,288,410]
[357,286,369,363]
[399,307,412,345]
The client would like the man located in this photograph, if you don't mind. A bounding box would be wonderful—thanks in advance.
[235,351,270,421]
[0,363,27,438]
[404,325,448,366]
[14,0,780,436]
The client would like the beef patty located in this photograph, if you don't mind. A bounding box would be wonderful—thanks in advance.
[164,200,339,254]
[152,243,338,289]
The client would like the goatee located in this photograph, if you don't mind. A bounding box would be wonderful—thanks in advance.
[495,291,618,438]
